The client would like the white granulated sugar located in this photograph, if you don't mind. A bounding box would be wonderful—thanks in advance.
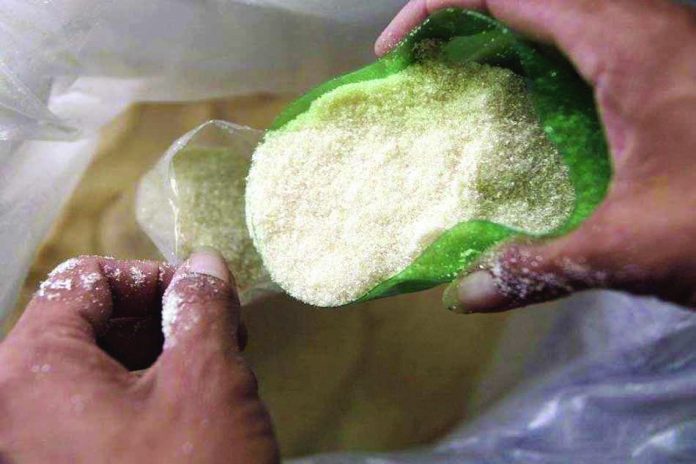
[170,147,269,293]
[161,274,216,345]
[106,267,122,281]
[246,60,575,307]
[162,291,184,346]
[49,258,80,277]
[130,266,147,287]
[80,272,101,290]
[38,277,73,299]
[48,278,73,291]
[158,264,174,284]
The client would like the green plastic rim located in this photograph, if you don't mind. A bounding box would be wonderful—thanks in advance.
[266,9,612,305]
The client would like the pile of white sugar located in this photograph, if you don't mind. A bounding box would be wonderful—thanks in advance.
[246,60,574,307]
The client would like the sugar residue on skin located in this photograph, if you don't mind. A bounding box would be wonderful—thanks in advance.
[48,258,80,277]
[246,60,575,307]
[46,279,72,291]
[80,272,101,290]
[37,258,84,301]
[487,249,611,302]
[106,267,122,281]
[162,291,184,346]
[161,273,215,347]
[37,277,74,301]
[130,266,147,287]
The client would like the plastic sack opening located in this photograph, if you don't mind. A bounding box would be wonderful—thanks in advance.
[290,292,696,464]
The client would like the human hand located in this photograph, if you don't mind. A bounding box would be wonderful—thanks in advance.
[377,0,696,312]
[0,252,278,463]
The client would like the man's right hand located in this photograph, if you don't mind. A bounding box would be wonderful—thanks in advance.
[378,0,696,313]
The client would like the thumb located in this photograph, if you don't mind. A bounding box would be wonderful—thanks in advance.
[442,240,604,314]
[158,248,242,360]
[442,211,629,313]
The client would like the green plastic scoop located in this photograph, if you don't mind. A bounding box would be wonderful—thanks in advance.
[262,8,612,304]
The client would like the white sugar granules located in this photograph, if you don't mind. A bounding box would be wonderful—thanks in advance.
[37,277,71,301]
[246,60,575,307]
[49,258,80,277]
[80,272,101,290]
[38,278,73,295]
[161,275,212,347]
[107,267,122,281]
[170,148,269,294]
[162,291,184,346]
[130,266,147,287]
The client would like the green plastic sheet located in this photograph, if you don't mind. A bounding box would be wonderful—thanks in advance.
[267,9,612,304]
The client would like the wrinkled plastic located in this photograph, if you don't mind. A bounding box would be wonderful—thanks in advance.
[0,0,407,326]
[266,9,612,304]
[136,121,279,304]
[291,291,696,464]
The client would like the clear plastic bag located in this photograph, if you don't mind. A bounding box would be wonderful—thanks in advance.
[136,120,279,304]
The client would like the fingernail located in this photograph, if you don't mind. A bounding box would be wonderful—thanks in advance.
[375,31,391,56]
[376,29,399,56]
[443,271,508,314]
[187,247,230,284]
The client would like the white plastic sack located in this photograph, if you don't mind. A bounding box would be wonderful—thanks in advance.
[292,291,696,464]
[0,0,408,325]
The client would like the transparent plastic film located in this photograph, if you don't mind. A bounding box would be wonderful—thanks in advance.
[136,120,279,304]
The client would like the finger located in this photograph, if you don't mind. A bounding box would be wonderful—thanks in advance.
[96,260,175,370]
[443,241,601,314]
[14,256,174,369]
[155,248,243,382]
[17,256,113,340]
[443,195,696,313]
[376,1,486,56]
[150,253,273,462]
[444,196,627,313]
[100,259,175,318]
